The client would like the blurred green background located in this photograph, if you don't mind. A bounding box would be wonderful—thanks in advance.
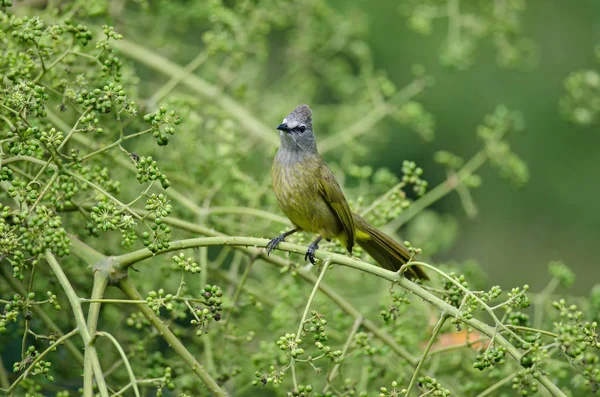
[347,0,600,292]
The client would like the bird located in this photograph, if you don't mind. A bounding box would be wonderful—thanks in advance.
[266,104,428,280]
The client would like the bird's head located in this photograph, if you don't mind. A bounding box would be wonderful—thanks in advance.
[276,104,318,154]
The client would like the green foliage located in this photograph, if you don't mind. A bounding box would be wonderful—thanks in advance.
[0,1,597,397]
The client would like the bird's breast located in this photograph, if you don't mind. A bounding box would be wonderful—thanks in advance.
[271,153,340,237]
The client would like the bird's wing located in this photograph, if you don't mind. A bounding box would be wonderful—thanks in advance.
[317,164,355,252]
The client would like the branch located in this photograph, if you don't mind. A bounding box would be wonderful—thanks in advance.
[112,236,566,397]
[44,251,109,397]
[319,78,428,154]
[112,39,275,147]
[384,150,488,232]
[97,331,141,397]
[118,278,228,397]
[6,328,79,395]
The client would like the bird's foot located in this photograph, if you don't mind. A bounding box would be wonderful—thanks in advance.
[266,234,286,256]
[304,241,319,265]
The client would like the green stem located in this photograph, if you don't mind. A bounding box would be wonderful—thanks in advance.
[118,278,228,397]
[291,262,330,389]
[406,313,449,396]
[44,251,109,397]
[83,271,109,397]
[319,78,427,154]
[534,277,560,329]
[112,236,565,397]
[148,51,209,105]
[6,328,79,395]
[475,371,517,397]
[323,316,363,392]
[385,150,487,232]
[97,331,141,397]
[113,39,274,146]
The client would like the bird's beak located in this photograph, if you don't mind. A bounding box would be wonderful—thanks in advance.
[276,123,289,132]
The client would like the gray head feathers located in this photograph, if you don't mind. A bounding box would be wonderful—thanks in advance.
[287,104,312,124]
[276,104,318,156]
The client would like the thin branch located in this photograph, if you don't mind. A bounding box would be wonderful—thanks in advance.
[384,150,487,232]
[44,251,109,397]
[6,328,79,395]
[406,313,449,396]
[0,267,84,365]
[118,278,228,397]
[97,331,141,397]
[111,235,566,397]
[112,39,274,146]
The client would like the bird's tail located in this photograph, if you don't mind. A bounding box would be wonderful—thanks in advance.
[353,213,428,280]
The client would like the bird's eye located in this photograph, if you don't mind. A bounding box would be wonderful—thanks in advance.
[298,125,306,132]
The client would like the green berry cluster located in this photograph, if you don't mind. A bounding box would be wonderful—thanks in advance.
[506,285,530,309]
[277,333,304,358]
[560,69,600,126]
[142,218,171,253]
[10,16,44,43]
[442,272,469,308]
[1,0,12,12]
[172,253,201,274]
[62,19,93,45]
[393,101,435,142]
[477,106,528,188]
[154,367,175,397]
[381,291,411,322]
[135,156,170,189]
[286,384,314,397]
[4,81,49,117]
[13,346,54,382]
[145,193,172,217]
[434,150,464,170]
[143,107,181,146]
[96,25,124,52]
[252,366,285,386]
[512,368,540,396]
[146,289,174,315]
[400,1,536,71]
[90,200,119,232]
[417,376,452,396]
[378,380,400,397]
[75,83,134,114]
[473,345,506,370]
[79,111,104,134]
[14,205,70,266]
[548,261,576,288]
[6,124,41,156]
[401,160,428,196]
[126,312,151,330]
[191,285,223,335]
[353,332,379,356]
[1,294,23,333]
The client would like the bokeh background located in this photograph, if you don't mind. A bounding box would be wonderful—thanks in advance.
[352,0,600,292]
[120,0,600,292]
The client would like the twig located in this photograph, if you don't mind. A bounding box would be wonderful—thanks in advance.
[44,251,109,397]
[118,278,228,397]
[475,371,518,397]
[291,262,330,389]
[6,328,79,395]
[97,331,141,397]
[323,316,363,392]
[406,313,449,396]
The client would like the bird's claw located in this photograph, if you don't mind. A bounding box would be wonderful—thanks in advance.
[266,235,286,256]
[304,242,319,265]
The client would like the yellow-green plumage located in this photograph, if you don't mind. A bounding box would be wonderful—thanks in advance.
[270,104,428,280]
